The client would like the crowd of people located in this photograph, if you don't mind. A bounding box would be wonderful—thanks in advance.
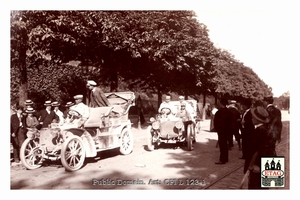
[10,80,108,163]
[212,96,282,189]
[11,85,283,189]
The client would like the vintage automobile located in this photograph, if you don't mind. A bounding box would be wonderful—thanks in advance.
[147,100,201,151]
[20,92,135,172]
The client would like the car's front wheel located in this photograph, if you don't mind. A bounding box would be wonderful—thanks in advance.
[147,127,156,151]
[20,138,43,170]
[186,124,193,151]
[61,135,85,172]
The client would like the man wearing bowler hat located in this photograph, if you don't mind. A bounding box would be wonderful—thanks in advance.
[37,100,59,129]
[86,80,110,107]
[245,103,276,189]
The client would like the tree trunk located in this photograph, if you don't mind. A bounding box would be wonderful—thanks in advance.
[214,93,218,105]
[18,58,28,107]
[110,71,118,92]
[202,93,206,120]
[18,82,27,107]
[157,88,162,111]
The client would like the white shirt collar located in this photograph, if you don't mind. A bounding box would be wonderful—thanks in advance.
[255,123,264,129]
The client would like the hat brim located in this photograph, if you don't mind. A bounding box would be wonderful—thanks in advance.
[26,111,35,113]
[250,108,269,123]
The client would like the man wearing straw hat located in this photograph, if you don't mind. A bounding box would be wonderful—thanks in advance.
[25,107,39,129]
[37,100,59,129]
[63,101,74,120]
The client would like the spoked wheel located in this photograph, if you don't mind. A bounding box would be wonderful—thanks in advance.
[192,123,197,143]
[20,138,43,170]
[186,124,193,151]
[147,126,155,151]
[61,135,85,172]
[119,127,134,155]
[195,121,201,135]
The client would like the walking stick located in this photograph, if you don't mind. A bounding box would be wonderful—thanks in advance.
[239,151,258,189]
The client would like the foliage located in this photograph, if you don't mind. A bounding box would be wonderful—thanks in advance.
[10,10,273,110]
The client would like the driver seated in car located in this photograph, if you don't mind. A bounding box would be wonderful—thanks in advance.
[158,95,176,118]
[69,94,90,128]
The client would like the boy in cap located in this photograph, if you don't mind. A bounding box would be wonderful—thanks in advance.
[178,95,194,117]
[25,107,39,128]
[86,80,110,107]
[37,100,59,129]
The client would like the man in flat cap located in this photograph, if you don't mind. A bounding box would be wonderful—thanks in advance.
[178,95,195,119]
[158,95,176,117]
[69,95,89,127]
[86,80,110,107]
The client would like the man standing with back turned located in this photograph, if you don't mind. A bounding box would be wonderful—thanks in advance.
[214,97,232,164]
[87,80,110,107]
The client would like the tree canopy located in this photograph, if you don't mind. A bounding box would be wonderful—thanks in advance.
[10,10,272,110]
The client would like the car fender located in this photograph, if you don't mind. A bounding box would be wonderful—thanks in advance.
[62,128,97,158]
[116,120,132,138]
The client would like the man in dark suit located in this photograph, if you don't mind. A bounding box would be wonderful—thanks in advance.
[246,104,276,189]
[37,100,59,129]
[86,80,111,107]
[263,96,282,154]
[227,100,241,150]
[240,98,255,172]
[214,97,232,164]
[10,105,26,163]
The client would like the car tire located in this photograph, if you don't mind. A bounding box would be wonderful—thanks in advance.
[61,135,85,172]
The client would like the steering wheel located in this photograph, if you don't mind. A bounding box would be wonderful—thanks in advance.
[160,107,171,115]
[68,110,81,118]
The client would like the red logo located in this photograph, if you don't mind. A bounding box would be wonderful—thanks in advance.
[262,170,284,177]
